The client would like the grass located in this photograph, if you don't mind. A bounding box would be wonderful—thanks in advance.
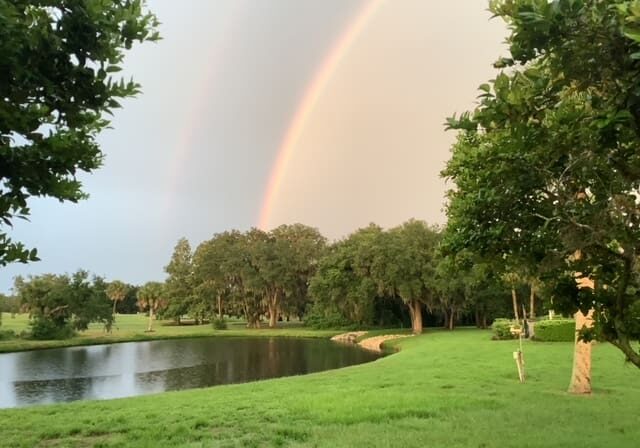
[0,329,638,447]
[0,313,338,353]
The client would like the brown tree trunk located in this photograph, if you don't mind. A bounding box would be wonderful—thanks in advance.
[568,309,594,394]
[529,284,536,320]
[409,300,423,334]
[217,295,223,320]
[474,307,481,328]
[268,292,279,328]
[112,299,117,317]
[147,308,154,332]
[442,310,449,329]
[448,310,455,330]
[511,288,520,323]
[481,312,487,330]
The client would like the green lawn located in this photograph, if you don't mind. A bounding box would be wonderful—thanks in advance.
[0,329,637,447]
[0,313,338,353]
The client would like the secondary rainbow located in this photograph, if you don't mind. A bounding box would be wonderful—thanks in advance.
[257,0,384,230]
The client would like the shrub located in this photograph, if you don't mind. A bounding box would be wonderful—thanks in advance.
[29,317,75,340]
[212,318,228,330]
[491,318,521,340]
[0,329,16,340]
[534,319,575,342]
[304,306,353,329]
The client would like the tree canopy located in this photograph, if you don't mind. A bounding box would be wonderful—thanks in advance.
[0,0,159,265]
[443,0,640,366]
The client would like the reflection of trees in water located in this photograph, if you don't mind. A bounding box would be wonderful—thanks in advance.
[1,338,381,408]
[12,376,94,406]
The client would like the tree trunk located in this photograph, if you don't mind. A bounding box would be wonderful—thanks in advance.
[511,288,520,323]
[474,307,481,328]
[481,312,487,330]
[409,300,423,334]
[442,310,449,329]
[448,310,455,330]
[217,295,223,320]
[147,308,154,332]
[268,292,279,328]
[529,284,536,321]
[112,299,117,317]
[568,309,594,394]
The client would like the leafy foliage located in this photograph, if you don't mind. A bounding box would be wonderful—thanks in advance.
[534,319,576,342]
[15,271,113,339]
[191,225,325,328]
[0,0,159,265]
[491,318,519,340]
[163,238,196,323]
[443,0,640,366]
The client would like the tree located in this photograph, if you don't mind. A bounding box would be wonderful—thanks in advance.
[0,1,159,265]
[309,225,384,327]
[136,281,166,332]
[164,238,194,324]
[15,271,113,339]
[193,230,243,321]
[269,224,326,326]
[106,280,129,320]
[443,0,640,372]
[379,220,441,334]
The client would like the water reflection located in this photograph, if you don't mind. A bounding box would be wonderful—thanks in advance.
[0,337,380,408]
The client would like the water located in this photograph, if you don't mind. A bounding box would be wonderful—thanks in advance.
[0,337,380,408]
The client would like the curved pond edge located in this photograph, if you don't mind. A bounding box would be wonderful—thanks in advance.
[0,328,342,354]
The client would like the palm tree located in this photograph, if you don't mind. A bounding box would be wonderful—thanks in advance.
[136,282,166,332]
[106,280,129,320]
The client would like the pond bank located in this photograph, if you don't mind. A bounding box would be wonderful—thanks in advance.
[331,331,413,353]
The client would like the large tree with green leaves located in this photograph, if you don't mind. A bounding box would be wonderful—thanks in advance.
[310,225,384,327]
[0,1,159,265]
[193,230,243,320]
[15,271,113,339]
[443,0,640,367]
[379,220,441,334]
[268,224,326,326]
[164,238,195,324]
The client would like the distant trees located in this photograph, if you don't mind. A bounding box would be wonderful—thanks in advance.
[310,222,443,334]
[15,271,113,339]
[0,1,159,265]
[186,224,326,328]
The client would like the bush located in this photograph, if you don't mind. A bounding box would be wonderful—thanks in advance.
[491,318,521,340]
[304,306,354,329]
[29,317,75,340]
[0,329,16,340]
[212,318,227,330]
[534,319,575,342]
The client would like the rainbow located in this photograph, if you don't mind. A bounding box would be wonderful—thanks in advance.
[257,0,384,230]
[166,1,248,216]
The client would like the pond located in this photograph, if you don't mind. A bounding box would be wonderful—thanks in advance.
[0,337,380,408]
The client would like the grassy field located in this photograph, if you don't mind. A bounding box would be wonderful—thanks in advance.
[0,313,338,353]
[0,329,638,447]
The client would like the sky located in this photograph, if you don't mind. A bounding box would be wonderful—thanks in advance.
[1,0,508,293]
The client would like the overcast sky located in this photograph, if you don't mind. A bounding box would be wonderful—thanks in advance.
[1,0,507,293]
